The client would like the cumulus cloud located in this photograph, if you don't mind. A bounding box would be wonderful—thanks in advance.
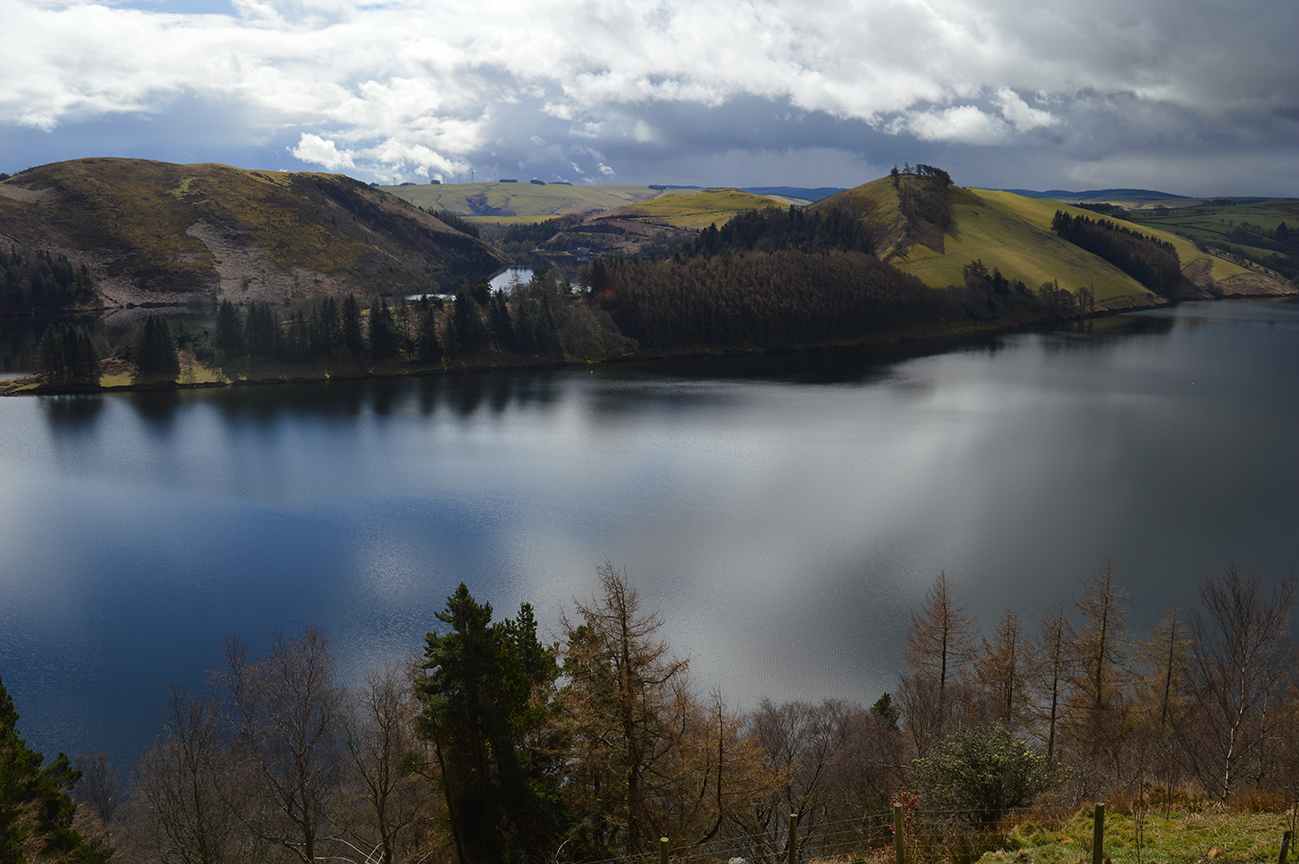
[995,88,1057,133]
[902,106,1009,146]
[290,133,355,169]
[2,0,1298,193]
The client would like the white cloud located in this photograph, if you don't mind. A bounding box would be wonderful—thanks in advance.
[904,105,1008,146]
[2,0,1298,192]
[290,133,355,169]
[994,88,1057,132]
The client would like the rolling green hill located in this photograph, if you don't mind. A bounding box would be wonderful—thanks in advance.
[0,159,508,308]
[606,188,786,229]
[811,177,1291,310]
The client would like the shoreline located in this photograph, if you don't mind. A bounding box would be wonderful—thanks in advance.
[4,290,1294,397]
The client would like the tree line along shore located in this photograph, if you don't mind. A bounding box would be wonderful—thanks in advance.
[7,193,1206,395]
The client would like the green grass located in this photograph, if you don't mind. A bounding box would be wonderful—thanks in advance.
[874,186,1261,306]
[609,188,786,228]
[381,182,664,219]
[978,807,1294,864]
[1127,201,1299,242]
[977,190,1252,284]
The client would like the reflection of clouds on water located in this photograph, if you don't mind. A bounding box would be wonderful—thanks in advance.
[6,300,1299,771]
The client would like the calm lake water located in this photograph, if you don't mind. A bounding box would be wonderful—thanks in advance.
[2,299,1299,772]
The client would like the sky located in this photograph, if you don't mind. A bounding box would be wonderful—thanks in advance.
[2,0,1298,196]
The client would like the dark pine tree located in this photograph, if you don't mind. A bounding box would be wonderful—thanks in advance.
[367,298,399,359]
[134,315,180,378]
[0,675,113,863]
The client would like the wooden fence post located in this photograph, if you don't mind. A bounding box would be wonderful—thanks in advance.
[789,813,798,864]
[893,801,905,864]
[660,836,668,864]
[1092,803,1105,864]
[1280,829,1292,864]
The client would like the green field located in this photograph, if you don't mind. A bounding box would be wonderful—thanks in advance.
[380,182,666,219]
[610,188,786,228]
[1125,199,1299,246]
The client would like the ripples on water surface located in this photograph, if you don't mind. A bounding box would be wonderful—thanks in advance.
[2,300,1298,769]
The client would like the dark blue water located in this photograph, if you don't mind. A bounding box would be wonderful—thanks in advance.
[2,300,1298,773]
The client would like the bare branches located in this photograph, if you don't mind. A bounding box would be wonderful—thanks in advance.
[1181,567,1297,800]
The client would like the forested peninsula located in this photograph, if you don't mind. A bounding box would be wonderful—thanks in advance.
[2,160,1295,395]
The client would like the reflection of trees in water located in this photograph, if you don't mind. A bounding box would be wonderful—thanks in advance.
[180,370,568,426]
[125,390,182,434]
[42,392,104,430]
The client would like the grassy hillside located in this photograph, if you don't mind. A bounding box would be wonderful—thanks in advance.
[0,159,507,307]
[607,188,786,229]
[810,177,1292,309]
[976,190,1251,283]
[380,182,663,220]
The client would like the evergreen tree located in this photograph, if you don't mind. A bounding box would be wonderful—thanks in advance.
[213,300,244,360]
[488,291,514,352]
[416,585,563,864]
[0,675,113,863]
[450,295,488,356]
[245,301,282,360]
[341,294,365,358]
[367,299,398,359]
[37,324,99,387]
[134,315,180,378]
[413,300,443,364]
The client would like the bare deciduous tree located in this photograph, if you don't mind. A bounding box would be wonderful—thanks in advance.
[1027,602,1072,763]
[218,628,344,864]
[972,610,1028,731]
[340,660,425,864]
[559,561,775,854]
[1181,567,1296,800]
[121,688,263,864]
[903,571,975,754]
[1068,558,1131,793]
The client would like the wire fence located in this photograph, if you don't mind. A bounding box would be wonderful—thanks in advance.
[584,802,1298,864]
[589,804,1082,864]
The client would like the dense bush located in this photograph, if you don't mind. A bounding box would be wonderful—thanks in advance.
[913,724,1051,827]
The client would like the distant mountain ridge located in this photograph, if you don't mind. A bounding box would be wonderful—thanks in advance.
[1000,188,1186,200]
[738,187,846,203]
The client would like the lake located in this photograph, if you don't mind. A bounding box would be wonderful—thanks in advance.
[2,299,1298,773]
